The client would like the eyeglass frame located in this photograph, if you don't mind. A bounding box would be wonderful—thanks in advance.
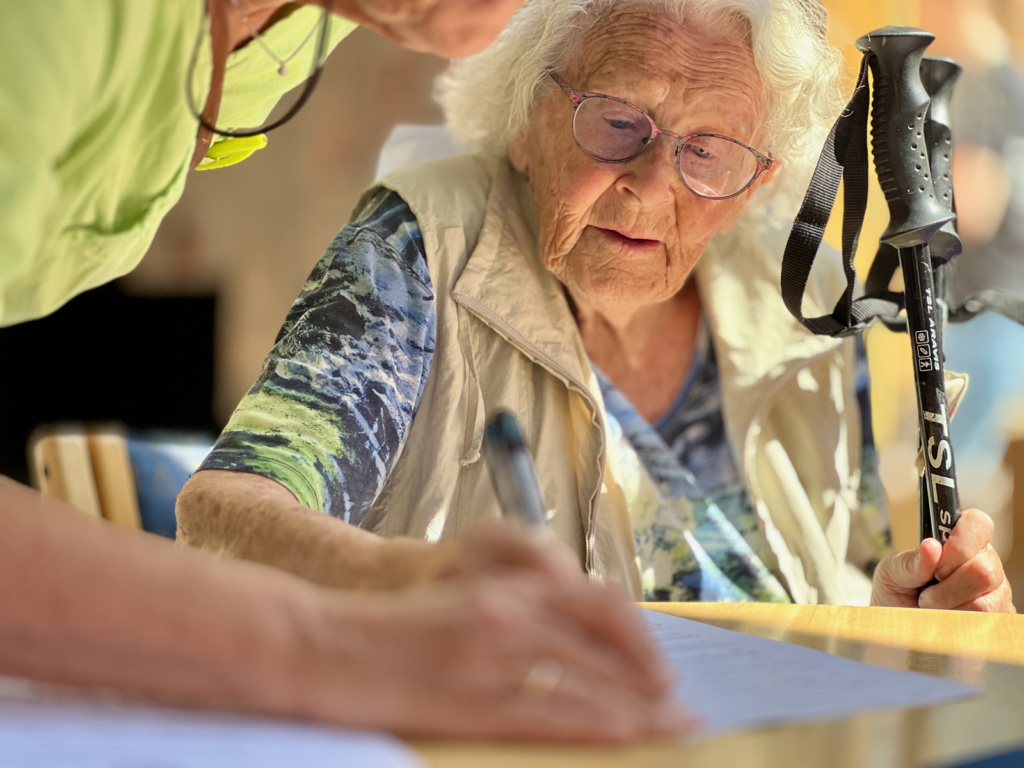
[548,71,773,200]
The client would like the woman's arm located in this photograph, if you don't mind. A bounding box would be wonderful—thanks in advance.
[177,468,589,589]
[196,190,434,526]
[1,476,688,742]
[176,468,462,588]
[180,192,456,585]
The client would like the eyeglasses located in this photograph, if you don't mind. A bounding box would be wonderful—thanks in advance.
[549,72,773,200]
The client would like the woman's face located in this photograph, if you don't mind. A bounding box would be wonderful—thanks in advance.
[511,13,774,321]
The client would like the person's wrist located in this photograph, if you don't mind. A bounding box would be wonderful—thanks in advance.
[218,577,326,719]
[255,577,392,727]
[276,587,410,729]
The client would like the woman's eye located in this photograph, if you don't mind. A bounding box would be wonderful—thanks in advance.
[607,118,636,131]
[689,145,713,159]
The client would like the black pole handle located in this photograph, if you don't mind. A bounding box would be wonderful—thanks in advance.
[918,55,963,545]
[856,28,955,248]
[857,28,962,545]
[921,56,964,264]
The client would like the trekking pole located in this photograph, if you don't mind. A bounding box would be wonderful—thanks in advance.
[909,56,965,542]
[921,55,964,333]
[856,28,961,544]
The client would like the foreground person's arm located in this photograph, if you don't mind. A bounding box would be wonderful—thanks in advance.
[3,476,687,741]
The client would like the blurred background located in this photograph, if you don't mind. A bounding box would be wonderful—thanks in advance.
[4,0,1023,598]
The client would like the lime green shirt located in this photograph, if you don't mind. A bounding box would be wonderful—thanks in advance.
[0,1,355,326]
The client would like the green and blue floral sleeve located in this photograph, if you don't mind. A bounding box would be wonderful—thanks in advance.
[198,190,436,524]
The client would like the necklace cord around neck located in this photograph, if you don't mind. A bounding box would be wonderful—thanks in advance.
[232,0,323,75]
[186,0,333,150]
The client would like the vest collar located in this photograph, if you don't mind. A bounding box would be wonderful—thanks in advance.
[451,158,595,392]
[695,223,847,465]
[452,156,846,447]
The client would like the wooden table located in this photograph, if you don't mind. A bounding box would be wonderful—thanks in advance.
[412,603,1024,768]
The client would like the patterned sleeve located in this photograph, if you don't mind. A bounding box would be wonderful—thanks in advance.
[198,189,435,525]
[854,335,894,571]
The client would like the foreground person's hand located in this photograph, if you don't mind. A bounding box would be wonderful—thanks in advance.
[290,571,693,742]
[871,509,1015,613]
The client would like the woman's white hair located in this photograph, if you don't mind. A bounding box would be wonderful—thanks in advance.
[436,0,847,218]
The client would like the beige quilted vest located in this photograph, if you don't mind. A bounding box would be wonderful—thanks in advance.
[358,153,877,605]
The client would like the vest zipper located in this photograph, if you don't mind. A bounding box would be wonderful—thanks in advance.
[453,292,604,579]
[741,344,851,602]
[741,345,847,507]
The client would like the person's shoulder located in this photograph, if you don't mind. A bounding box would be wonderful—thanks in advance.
[0,2,167,100]
[343,188,427,273]
[375,153,499,229]
[351,188,419,236]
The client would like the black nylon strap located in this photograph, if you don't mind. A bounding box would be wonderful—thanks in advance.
[782,49,1024,337]
[781,55,906,337]
[863,244,909,332]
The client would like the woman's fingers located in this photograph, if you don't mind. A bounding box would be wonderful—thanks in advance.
[877,510,1017,613]
[949,578,1016,614]
[932,509,994,580]
[871,509,1017,613]
[870,538,942,607]
[920,543,1009,610]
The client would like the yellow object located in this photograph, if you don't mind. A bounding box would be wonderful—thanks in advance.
[29,426,103,519]
[29,423,143,530]
[196,134,270,171]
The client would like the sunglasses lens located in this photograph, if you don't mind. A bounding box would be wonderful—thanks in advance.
[677,136,760,198]
[572,97,650,161]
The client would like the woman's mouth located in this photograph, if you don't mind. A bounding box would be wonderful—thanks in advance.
[595,227,662,251]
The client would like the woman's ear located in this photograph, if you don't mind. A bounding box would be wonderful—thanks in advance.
[508,133,529,174]
[716,157,782,233]
[759,158,780,188]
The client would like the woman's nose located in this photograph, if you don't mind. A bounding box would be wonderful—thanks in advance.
[615,137,682,206]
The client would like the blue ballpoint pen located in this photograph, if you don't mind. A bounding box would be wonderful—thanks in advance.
[483,411,548,530]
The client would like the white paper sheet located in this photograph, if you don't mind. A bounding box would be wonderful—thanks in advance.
[0,696,422,768]
[644,609,980,738]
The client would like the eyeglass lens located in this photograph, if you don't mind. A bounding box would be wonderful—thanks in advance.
[571,96,760,198]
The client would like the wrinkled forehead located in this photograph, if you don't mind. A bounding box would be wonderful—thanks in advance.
[567,9,762,110]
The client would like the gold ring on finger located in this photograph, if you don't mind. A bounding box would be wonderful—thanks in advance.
[520,658,564,700]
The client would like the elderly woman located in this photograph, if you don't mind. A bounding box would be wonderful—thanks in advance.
[178,0,1015,612]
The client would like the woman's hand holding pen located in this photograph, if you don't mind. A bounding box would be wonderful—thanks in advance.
[870,509,1016,612]
[289,564,693,742]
